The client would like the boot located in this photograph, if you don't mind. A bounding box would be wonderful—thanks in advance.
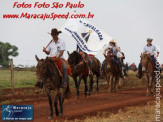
[136,71,142,79]
[61,80,67,88]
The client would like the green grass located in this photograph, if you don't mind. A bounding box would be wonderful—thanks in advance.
[0,69,75,90]
[0,70,36,89]
[0,69,162,90]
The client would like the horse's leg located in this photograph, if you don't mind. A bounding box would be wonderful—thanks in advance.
[149,75,153,95]
[47,94,53,120]
[96,75,99,93]
[111,77,114,92]
[114,76,119,93]
[54,95,59,116]
[83,76,88,97]
[77,75,83,98]
[89,75,93,96]
[144,74,150,96]
[109,75,113,94]
[151,76,155,95]
[58,93,64,116]
[73,76,78,90]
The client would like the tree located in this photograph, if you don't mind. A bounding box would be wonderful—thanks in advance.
[0,41,19,67]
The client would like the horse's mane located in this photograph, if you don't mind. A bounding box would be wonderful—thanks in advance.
[44,58,61,86]
[72,51,83,65]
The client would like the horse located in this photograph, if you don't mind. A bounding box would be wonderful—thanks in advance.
[141,53,155,96]
[35,55,70,119]
[87,55,101,94]
[67,51,89,97]
[103,54,120,93]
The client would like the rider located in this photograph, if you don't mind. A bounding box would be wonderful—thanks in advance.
[76,45,93,76]
[43,28,68,88]
[137,38,160,79]
[103,39,123,77]
[117,47,127,76]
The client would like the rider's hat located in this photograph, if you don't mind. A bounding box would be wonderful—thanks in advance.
[147,38,153,42]
[109,39,116,44]
[49,28,62,35]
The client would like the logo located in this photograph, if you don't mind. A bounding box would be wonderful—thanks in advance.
[81,30,92,43]
[2,105,33,121]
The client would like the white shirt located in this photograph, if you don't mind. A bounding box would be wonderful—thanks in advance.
[105,44,118,56]
[117,51,123,58]
[46,38,66,58]
[143,44,157,56]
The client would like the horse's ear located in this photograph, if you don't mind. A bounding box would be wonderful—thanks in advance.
[140,53,143,58]
[35,55,40,62]
[67,51,70,56]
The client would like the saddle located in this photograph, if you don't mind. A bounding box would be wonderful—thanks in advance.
[50,57,71,76]
[88,54,99,66]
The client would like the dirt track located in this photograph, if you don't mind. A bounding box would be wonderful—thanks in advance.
[0,87,161,122]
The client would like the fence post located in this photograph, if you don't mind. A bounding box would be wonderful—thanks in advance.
[10,59,15,94]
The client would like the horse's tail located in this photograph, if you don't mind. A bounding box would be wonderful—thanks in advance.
[65,82,71,99]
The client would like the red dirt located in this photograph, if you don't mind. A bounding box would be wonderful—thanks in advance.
[1,87,161,122]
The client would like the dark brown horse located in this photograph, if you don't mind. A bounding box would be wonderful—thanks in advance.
[88,55,101,93]
[35,55,70,119]
[104,54,119,93]
[67,51,101,97]
[67,51,89,97]
[141,53,155,96]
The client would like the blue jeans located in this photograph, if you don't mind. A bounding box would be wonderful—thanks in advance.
[101,60,106,71]
[114,56,122,68]
[62,60,67,84]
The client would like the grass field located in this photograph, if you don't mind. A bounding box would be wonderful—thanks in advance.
[0,69,162,90]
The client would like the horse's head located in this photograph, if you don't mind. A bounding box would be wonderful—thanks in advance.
[105,53,114,61]
[141,53,150,72]
[35,55,46,88]
[105,53,114,71]
[67,51,82,67]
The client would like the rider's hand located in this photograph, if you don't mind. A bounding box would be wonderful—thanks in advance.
[43,47,46,52]
[55,57,59,61]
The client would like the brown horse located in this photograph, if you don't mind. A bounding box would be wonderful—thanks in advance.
[141,54,155,96]
[88,55,101,94]
[67,51,89,97]
[104,54,119,93]
[35,55,70,119]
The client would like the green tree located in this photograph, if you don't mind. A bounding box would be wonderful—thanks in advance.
[0,41,19,67]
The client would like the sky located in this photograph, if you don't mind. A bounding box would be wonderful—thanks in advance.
[0,0,162,67]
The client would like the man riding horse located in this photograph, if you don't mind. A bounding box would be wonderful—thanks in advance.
[102,39,123,77]
[35,28,70,88]
[137,38,160,79]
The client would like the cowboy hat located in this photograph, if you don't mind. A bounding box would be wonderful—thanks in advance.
[109,39,116,44]
[48,28,62,35]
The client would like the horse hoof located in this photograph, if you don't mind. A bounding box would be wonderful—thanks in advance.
[48,116,53,120]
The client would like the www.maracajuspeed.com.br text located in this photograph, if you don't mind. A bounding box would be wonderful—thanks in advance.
[3,12,94,20]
